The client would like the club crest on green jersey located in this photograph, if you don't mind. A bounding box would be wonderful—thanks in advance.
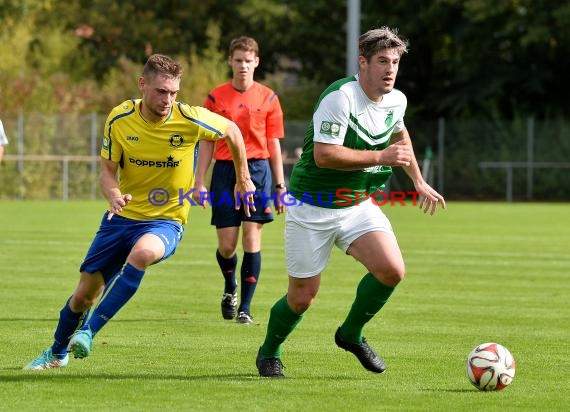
[320,121,340,136]
[385,110,394,127]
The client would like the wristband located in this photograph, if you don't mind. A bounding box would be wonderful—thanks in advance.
[275,183,286,189]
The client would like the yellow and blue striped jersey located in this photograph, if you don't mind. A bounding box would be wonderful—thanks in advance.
[101,99,229,224]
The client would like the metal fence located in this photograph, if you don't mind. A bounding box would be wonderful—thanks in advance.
[1,113,569,201]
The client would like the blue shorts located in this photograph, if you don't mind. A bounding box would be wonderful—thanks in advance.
[79,212,184,282]
[210,159,274,228]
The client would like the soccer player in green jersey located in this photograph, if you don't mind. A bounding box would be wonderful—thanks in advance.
[256,27,445,377]
[24,54,256,370]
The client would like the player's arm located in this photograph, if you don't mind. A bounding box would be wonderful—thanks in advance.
[192,140,214,208]
[391,128,445,215]
[314,140,412,170]
[390,128,422,183]
[313,90,411,170]
[100,158,132,219]
[222,121,256,215]
[268,137,286,214]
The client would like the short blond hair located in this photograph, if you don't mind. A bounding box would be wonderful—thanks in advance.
[143,54,183,80]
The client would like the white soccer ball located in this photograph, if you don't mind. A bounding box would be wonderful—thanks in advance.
[466,342,516,391]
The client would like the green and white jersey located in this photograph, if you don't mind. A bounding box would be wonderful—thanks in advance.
[289,75,406,208]
[0,119,8,146]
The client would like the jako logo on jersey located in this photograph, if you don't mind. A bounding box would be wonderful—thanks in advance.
[169,134,184,147]
[129,155,180,168]
[127,136,139,141]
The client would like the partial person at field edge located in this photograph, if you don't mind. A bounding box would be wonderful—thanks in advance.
[255,27,446,378]
[193,36,286,325]
[23,53,256,370]
[0,118,8,164]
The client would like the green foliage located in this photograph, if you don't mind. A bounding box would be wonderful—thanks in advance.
[2,0,570,118]
[0,18,31,75]
[274,77,326,120]
[0,2,99,114]
[1,1,569,200]
[364,0,570,118]
[1,202,569,410]
[270,0,347,83]
[98,57,144,113]
[94,20,230,108]
[180,22,228,106]
[0,16,36,113]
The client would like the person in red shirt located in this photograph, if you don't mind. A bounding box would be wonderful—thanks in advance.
[193,36,286,324]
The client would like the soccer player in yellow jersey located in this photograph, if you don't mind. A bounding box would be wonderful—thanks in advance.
[24,54,256,370]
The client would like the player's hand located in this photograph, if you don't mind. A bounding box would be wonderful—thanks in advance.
[415,181,446,215]
[192,182,209,209]
[107,193,132,220]
[274,186,287,215]
[235,178,256,217]
[381,140,412,167]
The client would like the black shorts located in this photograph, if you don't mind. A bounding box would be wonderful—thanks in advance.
[210,159,274,228]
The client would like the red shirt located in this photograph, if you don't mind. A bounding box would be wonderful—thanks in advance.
[204,81,284,160]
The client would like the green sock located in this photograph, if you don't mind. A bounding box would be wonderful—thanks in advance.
[339,273,395,343]
[260,295,303,358]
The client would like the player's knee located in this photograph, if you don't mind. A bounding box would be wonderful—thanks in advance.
[218,245,237,258]
[287,290,316,314]
[288,299,312,314]
[389,267,405,285]
[69,293,97,312]
[217,237,238,257]
[128,248,157,269]
[372,264,405,287]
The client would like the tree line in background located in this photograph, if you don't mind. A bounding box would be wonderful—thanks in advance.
[1,0,569,200]
[1,0,569,120]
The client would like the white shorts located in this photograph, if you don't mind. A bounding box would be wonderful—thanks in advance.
[285,198,395,278]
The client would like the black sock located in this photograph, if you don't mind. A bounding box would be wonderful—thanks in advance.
[216,249,238,293]
[238,251,260,314]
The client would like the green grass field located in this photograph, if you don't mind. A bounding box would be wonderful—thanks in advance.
[0,201,568,411]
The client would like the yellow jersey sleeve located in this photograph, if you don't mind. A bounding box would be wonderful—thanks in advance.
[177,103,230,142]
